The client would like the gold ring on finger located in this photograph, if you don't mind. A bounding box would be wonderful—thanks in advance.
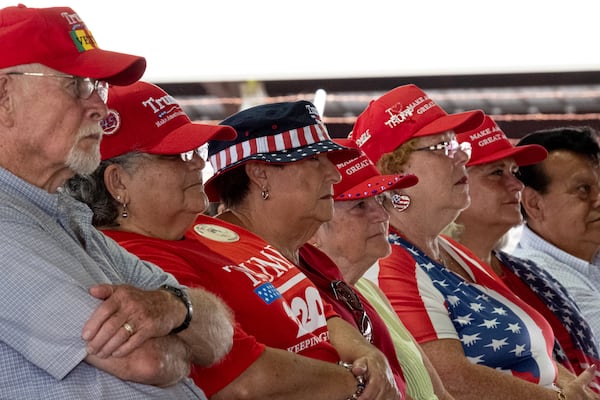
[122,322,135,336]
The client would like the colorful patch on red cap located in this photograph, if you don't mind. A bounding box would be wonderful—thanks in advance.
[101,110,121,135]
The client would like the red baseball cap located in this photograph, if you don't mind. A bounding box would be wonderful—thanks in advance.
[0,4,146,85]
[349,84,484,164]
[457,115,547,167]
[333,139,418,200]
[100,81,236,160]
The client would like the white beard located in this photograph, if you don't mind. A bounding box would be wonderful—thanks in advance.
[66,126,102,175]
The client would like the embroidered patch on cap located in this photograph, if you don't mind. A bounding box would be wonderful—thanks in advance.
[101,109,121,135]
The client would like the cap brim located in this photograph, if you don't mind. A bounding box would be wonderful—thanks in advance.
[52,48,147,86]
[146,124,237,155]
[416,110,484,138]
[335,173,419,200]
[204,139,359,202]
[468,144,548,167]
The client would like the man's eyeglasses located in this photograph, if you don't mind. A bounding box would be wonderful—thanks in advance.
[414,139,472,160]
[6,72,109,103]
[330,280,373,343]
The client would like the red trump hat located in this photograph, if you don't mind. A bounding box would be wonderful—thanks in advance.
[457,116,547,167]
[100,81,236,160]
[0,4,145,85]
[350,84,484,164]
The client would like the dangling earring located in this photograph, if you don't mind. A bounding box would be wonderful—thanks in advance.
[121,203,129,218]
[261,188,270,200]
[390,193,411,212]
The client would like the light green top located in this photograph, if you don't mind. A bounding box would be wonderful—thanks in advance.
[356,278,439,400]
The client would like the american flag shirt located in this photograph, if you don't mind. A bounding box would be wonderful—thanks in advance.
[495,250,600,391]
[380,231,557,387]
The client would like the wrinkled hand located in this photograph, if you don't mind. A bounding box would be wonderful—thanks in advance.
[563,365,600,400]
[347,349,400,400]
[82,284,176,358]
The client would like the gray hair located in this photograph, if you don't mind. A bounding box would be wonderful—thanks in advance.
[64,152,145,227]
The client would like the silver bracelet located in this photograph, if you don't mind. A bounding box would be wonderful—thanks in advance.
[338,361,366,400]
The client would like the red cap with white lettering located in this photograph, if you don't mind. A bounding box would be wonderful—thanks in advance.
[333,139,418,200]
[99,81,236,160]
[0,4,145,85]
[349,84,484,164]
[457,115,547,167]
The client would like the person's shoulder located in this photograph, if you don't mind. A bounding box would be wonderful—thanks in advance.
[511,242,555,264]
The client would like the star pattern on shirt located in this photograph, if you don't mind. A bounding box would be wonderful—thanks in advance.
[433,279,450,287]
[254,282,282,304]
[467,354,485,364]
[485,337,509,351]
[454,313,474,326]
[478,318,499,329]
[387,235,547,380]
[423,262,436,271]
[461,333,482,347]
[495,251,600,361]
[510,344,527,357]
[447,295,461,306]
[506,323,522,334]
[492,307,507,316]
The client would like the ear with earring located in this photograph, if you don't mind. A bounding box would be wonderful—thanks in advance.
[390,192,411,212]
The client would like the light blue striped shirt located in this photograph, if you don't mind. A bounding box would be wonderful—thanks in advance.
[512,224,600,354]
[0,168,206,399]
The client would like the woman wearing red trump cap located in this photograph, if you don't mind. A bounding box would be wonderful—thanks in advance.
[69,94,403,400]
[307,141,455,400]
[452,115,600,396]
[348,84,595,400]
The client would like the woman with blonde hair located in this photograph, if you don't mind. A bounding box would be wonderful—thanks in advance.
[349,84,597,400]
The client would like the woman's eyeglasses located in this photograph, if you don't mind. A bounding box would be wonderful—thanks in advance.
[179,145,208,162]
[414,139,472,160]
[330,280,373,343]
[154,145,208,162]
[6,71,109,103]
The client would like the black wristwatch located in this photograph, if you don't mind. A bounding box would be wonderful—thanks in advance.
[160,284,193,334]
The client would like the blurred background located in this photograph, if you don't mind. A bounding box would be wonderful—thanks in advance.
[13,0,600,139]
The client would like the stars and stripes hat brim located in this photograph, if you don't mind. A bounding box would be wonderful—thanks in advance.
[204,100,359,201]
